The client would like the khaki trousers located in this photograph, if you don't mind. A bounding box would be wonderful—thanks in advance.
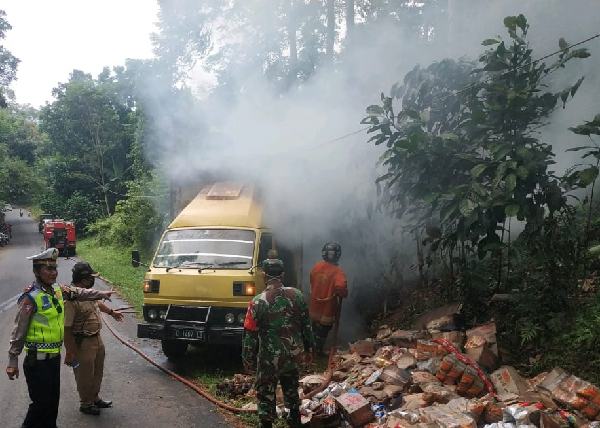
[73,334,105,405]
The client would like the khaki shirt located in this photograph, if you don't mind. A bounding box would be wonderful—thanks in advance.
[8,282,107,368]
[64,300,102,336]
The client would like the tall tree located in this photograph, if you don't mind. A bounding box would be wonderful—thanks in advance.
[40,70,137,215]
[346,0,355,37]
[325,0,336,59]
[0,10,19,107]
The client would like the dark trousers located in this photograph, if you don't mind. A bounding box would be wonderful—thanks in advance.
[256,368,301,427]
[311,321,332,354]
[22,353,60,428]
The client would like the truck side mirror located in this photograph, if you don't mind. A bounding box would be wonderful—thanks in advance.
[132,250,141,268]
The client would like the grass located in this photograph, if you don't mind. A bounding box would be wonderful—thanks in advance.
[76,237,146,312]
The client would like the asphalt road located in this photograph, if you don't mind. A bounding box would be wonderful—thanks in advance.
[0,209,229,428]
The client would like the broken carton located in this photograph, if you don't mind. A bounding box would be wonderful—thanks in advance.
[380,366,411,387]
[490,366,530,397]
[335,392,374,427]
[350,339,376,357]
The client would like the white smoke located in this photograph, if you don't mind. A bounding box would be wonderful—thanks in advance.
[143,0,600,338]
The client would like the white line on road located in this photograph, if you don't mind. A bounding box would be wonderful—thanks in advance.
[0,293,22,315]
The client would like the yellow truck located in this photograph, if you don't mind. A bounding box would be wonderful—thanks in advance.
[134,182,296,358]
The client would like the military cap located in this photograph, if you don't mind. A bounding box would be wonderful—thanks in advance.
[262,258,284,277]
[72,262,98,281]
[27,248,59,266]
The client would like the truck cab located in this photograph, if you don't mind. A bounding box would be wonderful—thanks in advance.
[136,183,290,359]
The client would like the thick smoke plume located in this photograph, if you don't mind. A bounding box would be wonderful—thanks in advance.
[144,0,600,339]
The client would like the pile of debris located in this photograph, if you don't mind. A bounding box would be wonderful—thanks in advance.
[296,306,600,427]
[216,373,255,398]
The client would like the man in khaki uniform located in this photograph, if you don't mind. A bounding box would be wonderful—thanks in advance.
[63,262,123,415]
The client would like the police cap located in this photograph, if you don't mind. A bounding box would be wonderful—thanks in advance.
[27,248,59,267]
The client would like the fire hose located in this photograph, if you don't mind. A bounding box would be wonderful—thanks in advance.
[101,313,257,414]
[100,299,343,413]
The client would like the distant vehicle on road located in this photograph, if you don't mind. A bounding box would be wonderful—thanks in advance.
[3,204,12,212]
[42,219,76,256]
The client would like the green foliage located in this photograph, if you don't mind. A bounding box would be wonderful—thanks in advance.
[87,175,166,252]
[365,15,590,260]
[0,10,19,106]
[39,69,138,215]
[76,237,147,311]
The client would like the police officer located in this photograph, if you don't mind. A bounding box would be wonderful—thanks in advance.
[309,242,348,356]
[242,258,315,428]
[5,248,114,428]
[63,262,123,415]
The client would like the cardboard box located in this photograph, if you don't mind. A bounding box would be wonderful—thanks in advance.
[350,340,376,357]
[380,366,411,387]
[335,392,374,427]
[390,330,429,348]
[431,331,466,349]
[490,366,530,396]
[466,322,498,356]
[402,393,429,411]
[465,343,499,372]
[419,405,476,428]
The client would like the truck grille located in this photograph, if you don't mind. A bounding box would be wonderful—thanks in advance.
[166,305,209,322]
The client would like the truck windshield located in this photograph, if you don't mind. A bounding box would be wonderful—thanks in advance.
[153,229,256,269]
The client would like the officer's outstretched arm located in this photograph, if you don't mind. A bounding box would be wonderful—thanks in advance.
[61,285,114,301]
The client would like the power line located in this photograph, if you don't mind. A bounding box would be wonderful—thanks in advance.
[312,32,600,150]
[453,32,600,98]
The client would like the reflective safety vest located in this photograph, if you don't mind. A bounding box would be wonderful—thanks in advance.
[23,284,64,354]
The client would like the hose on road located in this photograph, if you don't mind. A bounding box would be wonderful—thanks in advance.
[101,300,342,414]
[101,314,257,414]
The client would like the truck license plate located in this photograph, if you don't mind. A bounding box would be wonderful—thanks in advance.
[174,329,204,340]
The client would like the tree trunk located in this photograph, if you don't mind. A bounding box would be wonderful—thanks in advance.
[93,125,111,216]
[326,0,336,59]
[346,0,354,37]
[288,0,297,72]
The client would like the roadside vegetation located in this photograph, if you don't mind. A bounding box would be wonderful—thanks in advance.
[76,238,148,311]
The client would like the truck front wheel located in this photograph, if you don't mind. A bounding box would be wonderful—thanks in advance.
[161,340,188,359]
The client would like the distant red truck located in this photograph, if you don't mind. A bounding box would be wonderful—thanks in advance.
[43,219,76,256]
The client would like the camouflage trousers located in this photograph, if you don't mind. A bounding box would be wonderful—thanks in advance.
[256,367,301,426]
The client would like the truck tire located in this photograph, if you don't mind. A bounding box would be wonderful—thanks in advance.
[161,340,188,359]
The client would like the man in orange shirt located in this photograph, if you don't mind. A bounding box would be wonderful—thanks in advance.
[309,242,347,355]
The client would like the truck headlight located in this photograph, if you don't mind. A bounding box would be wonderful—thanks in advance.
[147,309,158,320]
[159,309,167,320]
[237,313,245,324]
[143,279,160,293]
[225,313,235,324]
[233,282,256,296]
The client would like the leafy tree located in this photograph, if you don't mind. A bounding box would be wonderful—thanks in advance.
[40,70,137,215]
[0,10,19,106]
[365,15,589,264]
[566,114,600,250]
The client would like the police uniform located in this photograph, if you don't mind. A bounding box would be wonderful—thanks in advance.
[242,259,315,428]
[7,248,110,428]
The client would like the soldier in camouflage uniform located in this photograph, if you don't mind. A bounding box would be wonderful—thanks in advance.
[242,258,315,428]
